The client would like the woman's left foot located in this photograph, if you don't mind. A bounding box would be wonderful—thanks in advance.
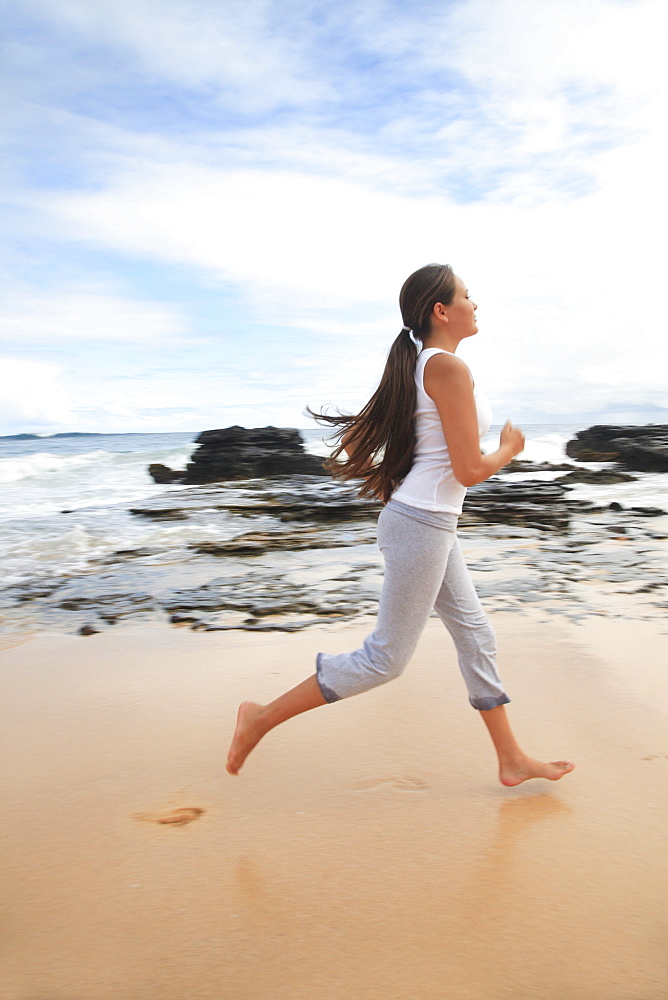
[226,702,266,775]
[499,757,575,787]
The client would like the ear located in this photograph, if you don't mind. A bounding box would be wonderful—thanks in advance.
[432,302,449,324]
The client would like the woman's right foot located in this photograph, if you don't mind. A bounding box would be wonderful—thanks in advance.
[499,757,575,787]
[226,702,266,775]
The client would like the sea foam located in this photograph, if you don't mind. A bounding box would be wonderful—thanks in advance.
[0,450,111,484]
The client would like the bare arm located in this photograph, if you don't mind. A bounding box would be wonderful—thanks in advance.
[422,353,525,487]
[341,423,373,464]
[341,425,357,458]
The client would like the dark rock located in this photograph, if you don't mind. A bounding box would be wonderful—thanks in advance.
[557,469,637,485]
[163,585,320,618]
[148,426,325,484]
[129,507,189,520]
[134,473,593,533]
[79,624,100,636]
[111,548,156,558]
[11,582,60,602]
[130,477,381,524]
[565,425,668,472]
[148,463,186,484]
[59,597,99,609]
[275,499,380,522]
[131,476,580,536]
[134,473,588,535]
[57,592,156,615]
[506,460,576,473]
[463,479,573,530]
[93,548,159,567]
[190,528,348,556]
[467,478,571,505]
[194,620,316,633]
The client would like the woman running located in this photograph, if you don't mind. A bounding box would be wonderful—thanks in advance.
[227,263,574,786]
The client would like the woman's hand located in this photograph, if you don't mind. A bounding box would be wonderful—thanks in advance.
[499,420,525,459]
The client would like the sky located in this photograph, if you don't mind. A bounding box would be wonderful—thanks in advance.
[1,0,667,434]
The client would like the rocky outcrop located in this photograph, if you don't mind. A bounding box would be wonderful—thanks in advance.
[132,478,379,522]
[566,425,668,472]
[505,459,576,473]
[149,426,325,484]
[7,463,667,636]
[135,475,585,532]
[557,469,637,485]
[148,464,184,484]
[462,479,576,531]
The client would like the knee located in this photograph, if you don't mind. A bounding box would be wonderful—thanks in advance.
[363,641,411,685]
[469,621,497,658]
[472,618,496,650]
[446,614,496,653]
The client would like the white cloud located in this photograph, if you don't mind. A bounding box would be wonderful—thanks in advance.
[21,0,333,111]
[1,288,195,345]
[19,0,666,172]
[15,127,663,425]
[3,0,666,430]
[0,359,74,431]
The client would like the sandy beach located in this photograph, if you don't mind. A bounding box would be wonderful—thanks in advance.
[1,610,667,1000]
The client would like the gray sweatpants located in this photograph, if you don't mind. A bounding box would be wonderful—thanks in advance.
[316,499,510,711]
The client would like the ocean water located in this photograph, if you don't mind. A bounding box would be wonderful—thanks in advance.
[1,425,666,591]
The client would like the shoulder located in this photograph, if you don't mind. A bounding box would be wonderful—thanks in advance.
[423,351,473,389]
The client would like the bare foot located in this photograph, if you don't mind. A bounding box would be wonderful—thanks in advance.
[499,757,575,787]
[226,702,267,775]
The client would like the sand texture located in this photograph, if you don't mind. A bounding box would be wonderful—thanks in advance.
[1,614,667,1000]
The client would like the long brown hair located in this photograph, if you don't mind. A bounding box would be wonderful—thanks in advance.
[310,264,456,503]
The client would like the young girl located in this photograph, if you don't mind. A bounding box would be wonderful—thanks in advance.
[227,264,574,786]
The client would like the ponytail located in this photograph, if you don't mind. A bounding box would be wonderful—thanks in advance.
[308,326,418,504]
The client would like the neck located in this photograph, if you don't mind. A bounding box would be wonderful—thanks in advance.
[421,331,461,354]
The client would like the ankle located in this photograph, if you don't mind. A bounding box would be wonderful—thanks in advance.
[256,704,278,734]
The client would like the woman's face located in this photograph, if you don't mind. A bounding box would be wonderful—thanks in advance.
[444,275,478,340]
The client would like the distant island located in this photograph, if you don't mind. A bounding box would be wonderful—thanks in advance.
[1,432,109,440]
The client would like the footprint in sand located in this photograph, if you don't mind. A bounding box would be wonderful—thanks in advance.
[133,807,205,826]
[352,776,429,793]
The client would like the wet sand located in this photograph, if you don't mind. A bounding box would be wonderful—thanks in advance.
[1,613,667,1000]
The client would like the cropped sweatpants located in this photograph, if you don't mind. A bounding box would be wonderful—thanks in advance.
[316,499,510,711]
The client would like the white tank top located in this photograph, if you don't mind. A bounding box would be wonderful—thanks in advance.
[391,348,493,514]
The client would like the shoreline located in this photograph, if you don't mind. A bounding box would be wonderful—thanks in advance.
[2,494,666,641]
[1,611,667,999]
[2,423,666,641]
